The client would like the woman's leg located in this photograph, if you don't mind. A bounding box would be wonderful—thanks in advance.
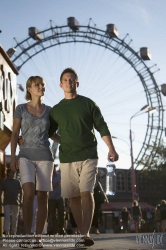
[36,191,48,235]
[22,182,35,234]
[135,220,139,233]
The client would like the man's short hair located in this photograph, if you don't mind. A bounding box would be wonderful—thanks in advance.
[60,68,78,82]
[6,168,13,176]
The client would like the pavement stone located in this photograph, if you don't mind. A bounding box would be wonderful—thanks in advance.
[0,233,166,250]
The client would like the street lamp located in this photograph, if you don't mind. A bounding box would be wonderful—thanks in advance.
[130,105,156,201]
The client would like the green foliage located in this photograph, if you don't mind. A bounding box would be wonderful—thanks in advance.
[137,140,166,171]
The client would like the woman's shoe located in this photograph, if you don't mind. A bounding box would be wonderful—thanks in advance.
[95,229,100,234]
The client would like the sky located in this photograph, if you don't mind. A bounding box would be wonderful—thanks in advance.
[1,0,166,169]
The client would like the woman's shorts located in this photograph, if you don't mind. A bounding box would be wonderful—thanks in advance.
[133,215,140,221]
[18,158,54,191]
[60,159,98,198]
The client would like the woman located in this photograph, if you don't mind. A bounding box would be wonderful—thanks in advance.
[131,200,142,233]
[10,76,58,248]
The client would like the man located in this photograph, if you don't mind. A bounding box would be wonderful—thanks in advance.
[0,168,22,235]
[49,68,119,246]
[48,165,66,235]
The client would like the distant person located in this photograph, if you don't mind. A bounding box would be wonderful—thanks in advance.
[48,165,66,235]
[48,67,119,246]
[155,204,161,232]
[120,207,131,233]
[113,211,121,233]
[160,199,166,232]
[0,169,22,235]
[131,200,142,233]
[91,181,108,234]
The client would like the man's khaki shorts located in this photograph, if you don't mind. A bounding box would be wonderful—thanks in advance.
[60,159,98,198]
[18,158,54,191]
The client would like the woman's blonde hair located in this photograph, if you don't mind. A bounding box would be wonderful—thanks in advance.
[132,200,138,206]
[25,76,45,101]
[161,199,166,205]
[122,207,127,212]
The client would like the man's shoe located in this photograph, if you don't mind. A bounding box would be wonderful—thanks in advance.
[3,231,9,236]
[83,236,94,246]
[19,241,30,248]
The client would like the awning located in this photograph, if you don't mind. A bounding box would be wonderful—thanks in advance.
[102,201,154,211]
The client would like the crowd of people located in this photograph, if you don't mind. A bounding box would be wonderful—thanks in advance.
[1,172,166,238]
[1,68,119,248]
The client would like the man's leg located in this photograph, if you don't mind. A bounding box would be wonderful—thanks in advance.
[70,196,84,234]
[56,198,65,233]
[10,205,19,235]
[3,205,10,234]
[81,191,94,236]
[48,199,57,233]
[79,159,98,236]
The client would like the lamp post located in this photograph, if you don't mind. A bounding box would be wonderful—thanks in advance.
[130,105,156,201]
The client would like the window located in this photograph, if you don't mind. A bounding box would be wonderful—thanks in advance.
[116,170,125,191]
[138,173,146,191]
[127,171,132,191]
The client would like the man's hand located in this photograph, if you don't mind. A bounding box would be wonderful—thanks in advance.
[53,182,61,188]
[101,135,119,162]
[108,149,119,162]
[18,135,25,147]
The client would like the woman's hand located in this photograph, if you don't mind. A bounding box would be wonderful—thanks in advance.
[10,157,19,172]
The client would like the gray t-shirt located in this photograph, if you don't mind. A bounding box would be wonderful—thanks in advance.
[14,104,54,161]
[0,178,22,205]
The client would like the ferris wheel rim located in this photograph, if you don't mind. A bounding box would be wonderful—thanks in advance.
[11,22,164,168]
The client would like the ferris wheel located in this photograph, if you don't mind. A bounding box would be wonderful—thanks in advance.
[9,17,164,169]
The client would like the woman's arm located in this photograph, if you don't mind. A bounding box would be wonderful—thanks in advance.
[10,118,21,172]
[51,133,61,144]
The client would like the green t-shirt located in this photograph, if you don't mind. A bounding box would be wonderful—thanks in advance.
[49,95,110,163]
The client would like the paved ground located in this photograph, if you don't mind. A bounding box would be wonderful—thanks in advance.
[0,233,166,250]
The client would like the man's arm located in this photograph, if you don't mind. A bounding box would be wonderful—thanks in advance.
[102,135,119,161]
[91,102,119,162]
[18,188,23,206]
[0,189,3,206]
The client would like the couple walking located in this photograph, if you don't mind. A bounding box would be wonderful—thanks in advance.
[10,68,119,247]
